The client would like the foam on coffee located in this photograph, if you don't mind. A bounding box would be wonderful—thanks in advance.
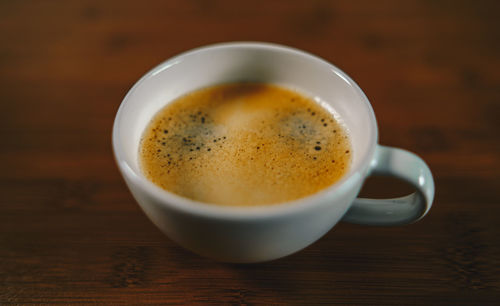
[139,83,351,206]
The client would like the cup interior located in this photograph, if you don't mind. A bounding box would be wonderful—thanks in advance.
[113,42,378,206]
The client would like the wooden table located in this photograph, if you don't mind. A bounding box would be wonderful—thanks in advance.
[1,0,499,304]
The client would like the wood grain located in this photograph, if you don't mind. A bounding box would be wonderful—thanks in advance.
[1,0,499,304]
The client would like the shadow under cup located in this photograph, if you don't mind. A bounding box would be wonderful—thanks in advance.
[113,42,378,262]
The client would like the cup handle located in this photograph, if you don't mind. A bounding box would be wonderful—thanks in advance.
[342,145,435,225]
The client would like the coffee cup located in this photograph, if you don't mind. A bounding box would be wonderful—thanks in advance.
[112,42,435,263]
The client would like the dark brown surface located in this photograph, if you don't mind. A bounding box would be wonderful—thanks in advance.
[1,0,499,304]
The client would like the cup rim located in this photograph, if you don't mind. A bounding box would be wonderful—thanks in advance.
[112,41,378,220]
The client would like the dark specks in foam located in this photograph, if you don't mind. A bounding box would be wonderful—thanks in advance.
[147,108,233,168]
[140,83,351,206]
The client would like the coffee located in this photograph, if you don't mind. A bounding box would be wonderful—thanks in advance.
[139,83,351,206]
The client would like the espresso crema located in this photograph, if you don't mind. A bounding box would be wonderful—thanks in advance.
[139,83,351,206]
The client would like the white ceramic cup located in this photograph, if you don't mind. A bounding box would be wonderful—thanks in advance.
[112,42,435,263]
